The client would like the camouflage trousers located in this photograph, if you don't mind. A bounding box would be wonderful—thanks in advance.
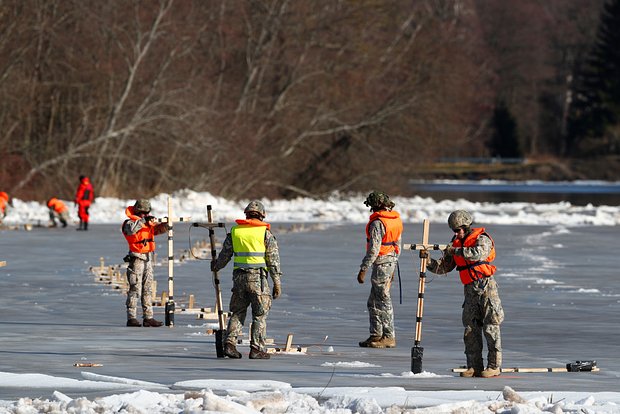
[367,261,396,339]
[462,276,504,370]
[126,256,155,319]
[49,210,69,226]
[225,270,272,351]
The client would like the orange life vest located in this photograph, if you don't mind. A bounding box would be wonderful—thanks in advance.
[122,206,156,253]
[47,198,68,214]
[452,227,496,285]
[366,210,403,256]
[234,218,271,230]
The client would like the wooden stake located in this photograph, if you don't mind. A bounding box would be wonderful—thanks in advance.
[285,333,293,352]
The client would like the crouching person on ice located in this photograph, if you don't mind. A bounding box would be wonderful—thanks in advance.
[423,210,504,378]
[122,199,169,328]
[211,201,282,360]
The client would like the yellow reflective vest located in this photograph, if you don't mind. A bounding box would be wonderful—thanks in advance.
[231,219,269,270]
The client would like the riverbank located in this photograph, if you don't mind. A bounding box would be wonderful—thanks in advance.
[412,155,620,182]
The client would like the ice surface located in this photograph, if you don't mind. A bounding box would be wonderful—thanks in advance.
[0,190,619,413]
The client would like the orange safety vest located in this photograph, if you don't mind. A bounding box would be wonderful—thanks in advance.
[452,227,496,285]
[47,198,68,214]
[366,210,403,256]
[122,206,156,254]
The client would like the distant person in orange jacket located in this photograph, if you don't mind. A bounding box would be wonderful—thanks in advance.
[0,192,10,223]
[74,175,95,230]
[47,197,69,228]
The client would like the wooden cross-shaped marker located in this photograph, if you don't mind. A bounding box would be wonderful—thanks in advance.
[404,221,450,373]
[192,205,227,357]
[406,219,446,374]
[155,196,191,327]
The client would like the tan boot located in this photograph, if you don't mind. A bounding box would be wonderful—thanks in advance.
[368,336,396,348]
[481,367,501,378]
[359,335,382,348]
[459,367,477,377]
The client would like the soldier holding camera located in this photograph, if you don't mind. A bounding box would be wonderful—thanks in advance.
[121,199,169,327]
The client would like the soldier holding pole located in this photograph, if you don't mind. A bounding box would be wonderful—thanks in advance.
[424,210,504,378]
[211,201,283,360]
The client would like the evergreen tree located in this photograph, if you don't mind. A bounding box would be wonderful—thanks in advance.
[568,0,620,154]
[489,101,521,158]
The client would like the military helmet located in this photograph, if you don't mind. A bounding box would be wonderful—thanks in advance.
[448,210,473,230]
[364,191,395,211]
[244,200,266,218]
[133,199,151,214]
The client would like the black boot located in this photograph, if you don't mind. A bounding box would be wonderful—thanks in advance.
[126,318,141,327]
[143,318,163,327]
[76,220,84,231]
[83,221,88,230]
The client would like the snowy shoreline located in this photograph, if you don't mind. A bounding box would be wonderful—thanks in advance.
[3,188,620,227]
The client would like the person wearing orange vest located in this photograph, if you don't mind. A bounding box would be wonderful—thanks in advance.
[211,200,282,360]
[0,192,9,223]
[47,197,69,228]
[121,199,169,327]
[357,191,403,349]
[74,175,95,230]
[425,210,504,378]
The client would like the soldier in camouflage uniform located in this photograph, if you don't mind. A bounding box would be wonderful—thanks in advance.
[357,191,403,348]
[122,199,169,327]
[212,200,282,359]
[424,210,504,377]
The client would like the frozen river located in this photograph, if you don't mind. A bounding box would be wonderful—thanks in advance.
[0,221,618,400]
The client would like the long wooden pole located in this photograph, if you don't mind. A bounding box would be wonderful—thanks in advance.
[154,197,191,327]
[207,206,226,329]
[192,205,227,357]
[411,219,430,374]
[207,205,226,357]
[165,197,175,326]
